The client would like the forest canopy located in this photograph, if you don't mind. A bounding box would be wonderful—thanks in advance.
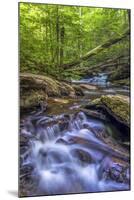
[19,3,130,79]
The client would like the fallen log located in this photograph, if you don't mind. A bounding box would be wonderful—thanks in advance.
[61,29,130,69]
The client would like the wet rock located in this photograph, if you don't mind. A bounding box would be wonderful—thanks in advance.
[91,95,130,127]
[86,95,130,138]
[19,173,39,197]
[122,141,130,149]
[72,85,84,96]
[71,149,92,165]
[81,108,108,122]
[82,122,107,140]
[58,82,76,97]
[20,89,48,112]
[56,138,69,145]
[92,126,108,139]
[20,134,36,149]
[103,163,130,184]
[20,134,29,147]
[110,167,123,182]
[20,164,34,177]
[58,115,70,131]
[75,111,87,121]
[20,146,29,154]
[52,98,70,104]
[59,121,69,132]
[20,73,85,113]
[38,148,47,157]
[20,156,23,166]
[22,118,35,134]
[20,73,80,98]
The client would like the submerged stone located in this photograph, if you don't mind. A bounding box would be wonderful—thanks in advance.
[71,148,92,165]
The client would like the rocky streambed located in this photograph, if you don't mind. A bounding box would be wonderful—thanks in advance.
[19,73,130,197]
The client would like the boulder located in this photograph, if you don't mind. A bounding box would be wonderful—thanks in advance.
[71,149,92,165]
[72,85,84,96]
[89,95,130,128]
[20,90,48,111]
[56,138,69,145]
[20,164,34,177]
[20,73,84,111]
[20,134,30,147]
[80,108,108,121]
[103,163,130,184]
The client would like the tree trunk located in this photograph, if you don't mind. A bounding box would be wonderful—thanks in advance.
[79,7,83,68]
[65,55,129,74]
[59,26,64,66]
[56,6,60,66]
[49,17,54,63]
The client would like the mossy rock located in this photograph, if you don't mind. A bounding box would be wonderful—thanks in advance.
[72,85,84,96]
[92,95,130,127]
[20,90,48,110]
[20,73,85,112]
[20,73,83,99]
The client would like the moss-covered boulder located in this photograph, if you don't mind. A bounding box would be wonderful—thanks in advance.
[20,73,84,111]
[20,90,48,111]
[72,84,84,96]
[91,95,130,128]
[20,73,83,97]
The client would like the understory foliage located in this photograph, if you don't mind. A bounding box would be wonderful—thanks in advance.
[20,3,130,79]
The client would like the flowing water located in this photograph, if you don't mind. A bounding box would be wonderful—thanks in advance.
[20,110,130,196]
[72,73,109,86]
[72,72,129,97]
[20,73,130,196]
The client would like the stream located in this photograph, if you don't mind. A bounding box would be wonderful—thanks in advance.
[72,72,129,97]
[72,73,109,85]
[20,73,130,196]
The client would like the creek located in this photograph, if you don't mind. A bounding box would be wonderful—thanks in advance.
[20,74,130,196]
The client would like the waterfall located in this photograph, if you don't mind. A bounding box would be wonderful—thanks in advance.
[72,73,109,86]
[20,111,130,196]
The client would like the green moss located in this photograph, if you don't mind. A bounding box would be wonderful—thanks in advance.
[92,95,130,126]
[20,90,47,109]
[20,73,76,97]
[92,98,101,105]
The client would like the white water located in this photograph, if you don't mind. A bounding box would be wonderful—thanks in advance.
[20,111,129,195]
[72,73,109,86]
[71,73,129,97]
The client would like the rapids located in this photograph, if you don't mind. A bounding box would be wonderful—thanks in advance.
[71,73,129,98]
[72,73,109,86]
[20,111,130,196]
